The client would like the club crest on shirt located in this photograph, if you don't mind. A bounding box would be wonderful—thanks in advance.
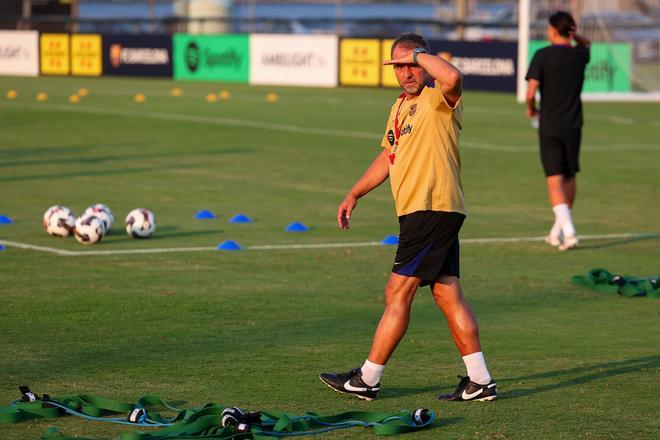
[409,104,417,117]
[387,129,395,146]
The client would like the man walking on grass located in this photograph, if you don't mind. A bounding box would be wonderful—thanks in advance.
[320,33,496,402]
[526,11,591,251]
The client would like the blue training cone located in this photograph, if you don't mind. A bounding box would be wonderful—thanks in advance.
[194,210,216,219]
[0,244,5,251]
[381,234,399,245]
[285,222,309,232]
[229,214,252,224]
[217,240,242,251]
[0,215,14,224]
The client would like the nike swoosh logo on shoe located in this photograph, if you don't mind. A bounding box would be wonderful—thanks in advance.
[344,381,378,392]
[461,389,483,400]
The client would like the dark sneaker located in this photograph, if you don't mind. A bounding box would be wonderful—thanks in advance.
[319,368,380,401]
[438,375,497,402]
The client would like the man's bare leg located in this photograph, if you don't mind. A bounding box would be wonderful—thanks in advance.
[366,272,421,364]
[433,275,497,401]
[432,275,481,356]
[319,272,420,398]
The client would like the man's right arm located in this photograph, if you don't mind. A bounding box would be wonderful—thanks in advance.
[337,149,390,229]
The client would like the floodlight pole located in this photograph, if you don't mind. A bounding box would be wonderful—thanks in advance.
[516,0,530,103]
[21,0,32,30]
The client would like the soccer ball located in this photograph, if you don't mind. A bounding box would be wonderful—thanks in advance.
[43,205,75,237]
[125,208,156,238]
[85,204,114,232]
[74,215,104,244]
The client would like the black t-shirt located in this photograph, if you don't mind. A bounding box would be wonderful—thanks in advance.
[526,45,590,134]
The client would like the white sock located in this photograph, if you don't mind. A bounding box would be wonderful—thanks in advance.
[360,359,385,386]
[549,217,562,238]
[552,203,576,238]
[462,352,492,385]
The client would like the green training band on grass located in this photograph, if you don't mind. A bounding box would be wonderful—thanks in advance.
[4,391,436,439]
[571,268,660,298]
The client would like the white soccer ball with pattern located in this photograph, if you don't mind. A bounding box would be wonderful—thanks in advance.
[74,214,104,244]
[125,208,156,238]
[85,204,114,232]
[43,205,75,237]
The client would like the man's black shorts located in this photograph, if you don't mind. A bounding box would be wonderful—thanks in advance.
[539,129,581,177]
[392,210,465,287]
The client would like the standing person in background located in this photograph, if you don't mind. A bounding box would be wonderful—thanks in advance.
[319,33,497,402]
[526,10,590,251]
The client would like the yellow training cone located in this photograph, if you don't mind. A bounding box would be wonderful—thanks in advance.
[78,88,89,97]
[218,90,231,100]
[265,93,279,103]
[69,94,80,104]
[134,93,146,103]
[206,93,218,103]
[170,87,183,97]
[36,92,48,102]
[6,90,18,99]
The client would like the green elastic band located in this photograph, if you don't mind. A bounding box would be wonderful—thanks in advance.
[4,391,436,438]
[572,268,660,298]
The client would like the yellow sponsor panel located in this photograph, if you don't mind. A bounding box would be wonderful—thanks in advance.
[71,34,102,76]
[339,39,380,87]
[381,39,399,88]
[40,33,70,75]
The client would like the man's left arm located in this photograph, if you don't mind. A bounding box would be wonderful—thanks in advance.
[416,52,463,106]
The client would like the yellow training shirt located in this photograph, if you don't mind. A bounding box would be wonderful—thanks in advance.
[380,80,466,217]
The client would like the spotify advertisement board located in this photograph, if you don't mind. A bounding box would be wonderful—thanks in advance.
[529,40,631,92]
[173,34,249,82]
[103,34,172,77]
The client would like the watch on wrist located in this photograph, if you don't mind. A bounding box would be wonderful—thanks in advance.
[412,47,426,65]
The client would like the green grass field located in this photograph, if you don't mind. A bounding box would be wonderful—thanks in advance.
[0,75,659,439]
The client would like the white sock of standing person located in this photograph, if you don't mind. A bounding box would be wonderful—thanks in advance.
[549,217,562,239]
[553,203,576,238]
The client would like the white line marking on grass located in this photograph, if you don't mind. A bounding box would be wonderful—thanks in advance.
[589,114,635,125]
[0,240,216,256]
[1,232,656,256]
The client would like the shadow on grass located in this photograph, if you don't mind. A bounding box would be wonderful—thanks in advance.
[0,147,255,182]
[103,226,224,242]
[500,355,659,399]
[435,416,464,428]
[379,385,442,400]
[148,228,225,240]
[578,233,660,250]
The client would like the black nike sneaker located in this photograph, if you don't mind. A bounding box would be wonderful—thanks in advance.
[438,375,498,401]
[319,368,380,401]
